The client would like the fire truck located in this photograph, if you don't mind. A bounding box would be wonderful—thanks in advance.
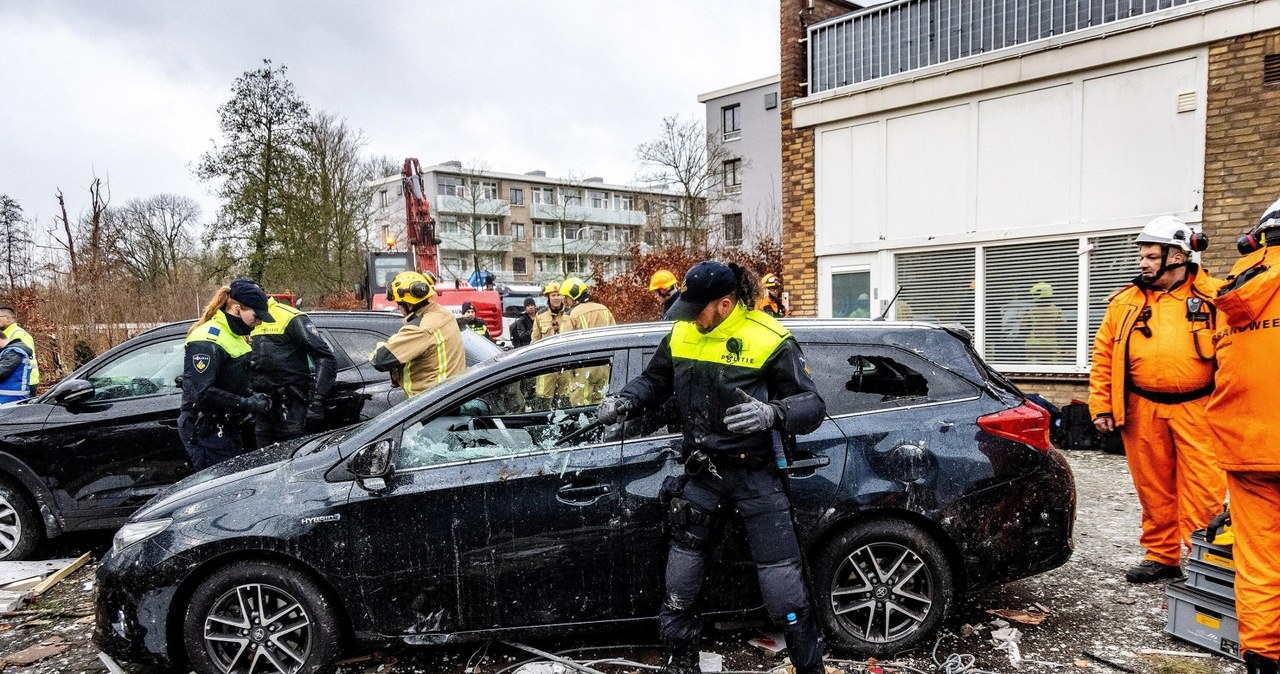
[366,158,502,339]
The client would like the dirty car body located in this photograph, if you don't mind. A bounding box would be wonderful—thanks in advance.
[95,320,1075,672]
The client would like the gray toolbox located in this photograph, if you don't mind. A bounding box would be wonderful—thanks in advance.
[1186,557,1235,602]
[1189,529,1235,573]
[1165,580,1242,661]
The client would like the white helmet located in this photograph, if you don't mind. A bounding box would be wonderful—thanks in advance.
[1259,197,1280,230]
[1135,215,1201,253]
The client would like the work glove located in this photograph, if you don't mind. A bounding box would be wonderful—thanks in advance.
[724,388,778,434]
[1207,507,1232,544]
[242,392,272,415]
[307,396,326,423]
[595,396,631,425]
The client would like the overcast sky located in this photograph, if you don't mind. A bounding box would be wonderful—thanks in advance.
[1,1,779,234]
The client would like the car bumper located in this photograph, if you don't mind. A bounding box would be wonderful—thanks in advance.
[93,541,186,669]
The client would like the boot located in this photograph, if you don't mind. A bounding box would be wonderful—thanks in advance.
[1246,651,1280,674]
[1124,559,1182,583]
[659,648,700,674]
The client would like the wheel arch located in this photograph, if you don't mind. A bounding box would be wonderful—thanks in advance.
[0,451,63,540]
[806,506,968,598]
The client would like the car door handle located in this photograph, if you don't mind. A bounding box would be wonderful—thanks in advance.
[785,456,830,471]
[557,483,610,501]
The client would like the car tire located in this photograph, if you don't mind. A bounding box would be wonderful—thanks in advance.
[813,519,954,657]
[183,560,344,674]
[0,478,42,561]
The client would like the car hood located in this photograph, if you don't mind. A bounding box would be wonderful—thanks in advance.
[132,437,317,521]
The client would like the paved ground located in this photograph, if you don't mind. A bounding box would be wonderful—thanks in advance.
[0,450,1245,674]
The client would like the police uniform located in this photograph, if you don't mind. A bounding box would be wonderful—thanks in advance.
[0,340,33,403]
[371,300,465,397]
[180,310,258,470]
[250,298,337,446]
[608,263,826,674]
[1,323,38,387]
[458,316,494,341]
[1205,205,1280,673]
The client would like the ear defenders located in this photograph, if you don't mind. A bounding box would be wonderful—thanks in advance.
[1238,228,1276,255]
[1171,227,1210,253]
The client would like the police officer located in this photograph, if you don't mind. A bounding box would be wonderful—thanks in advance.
[1206,197,1280,674]
[249,295,337,446]
[457,301,495,341]
[180,279,274,470]
[760,273,789,318]
[650,269,681,318]
[0,334,33,403]
[561,277,615,405]
[532,281,572,342]
[0,307,38,389]
[596,261,826,674]
[1089,216,1226,583]
[370,271,465,398]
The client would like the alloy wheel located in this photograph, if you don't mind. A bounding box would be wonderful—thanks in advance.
[0,493,21,558]
[202,582,313,674]
[828,540,934,644]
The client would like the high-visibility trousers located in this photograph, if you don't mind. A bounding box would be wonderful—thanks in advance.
[1120,393,1226,565]
[1226,471,1280,659]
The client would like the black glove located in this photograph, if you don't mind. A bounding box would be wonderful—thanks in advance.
[242,392,272,415]
[307,396,326,423]
[724,387,778,434]
[1207,507,1231,544]
[596,397,631,425]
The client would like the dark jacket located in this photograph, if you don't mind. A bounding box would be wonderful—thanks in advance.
[458,316,495,342]
[619,303,824,463]
[182,311,254,419]
[249,300,337,398]
[0,341,33,402]
[511,313,535,347]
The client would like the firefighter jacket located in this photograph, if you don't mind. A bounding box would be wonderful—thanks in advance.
[1088,264,1222,426]
[371,301,465,398]
[1206,247,1280,472]
[1,323,38,386]
[619,303,825,464]
[532,306,573,341]
[181,310,254,419]
[249,299,337,398]
[567,300,615,331]
[0,341,33,403]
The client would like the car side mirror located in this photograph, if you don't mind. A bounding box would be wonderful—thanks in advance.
[52,379,94,406]
[349,438,395,489]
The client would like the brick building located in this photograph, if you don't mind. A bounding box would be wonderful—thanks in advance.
[779,0,1280,405]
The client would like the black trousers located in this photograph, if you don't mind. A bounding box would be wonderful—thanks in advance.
[178,410,244,471]
[253,387,309,448]
[660,463,825,674]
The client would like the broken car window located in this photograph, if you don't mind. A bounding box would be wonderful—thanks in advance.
[804,345,977,416]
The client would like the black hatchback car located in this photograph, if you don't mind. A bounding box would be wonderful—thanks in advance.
[0,311,501,560]
[96,320,1075,673]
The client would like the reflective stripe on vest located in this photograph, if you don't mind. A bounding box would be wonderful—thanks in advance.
[185,311,252,358]
[669,304,788,370]
[2,324,39,386]
[250,298,303,337]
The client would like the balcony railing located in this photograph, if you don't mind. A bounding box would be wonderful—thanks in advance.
[807,0,1206,93]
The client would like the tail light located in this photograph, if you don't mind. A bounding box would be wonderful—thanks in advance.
[978,400,1052,451]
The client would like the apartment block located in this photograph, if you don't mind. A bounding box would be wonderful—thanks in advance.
[699,75,783,248]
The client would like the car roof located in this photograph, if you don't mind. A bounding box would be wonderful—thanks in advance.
[129,311,405,340]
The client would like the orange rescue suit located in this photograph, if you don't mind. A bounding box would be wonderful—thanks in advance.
[1206,245,1280,660]
[1088,266,1226,566]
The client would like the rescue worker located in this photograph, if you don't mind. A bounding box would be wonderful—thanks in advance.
[249,295,337,446]
[650,269,681,318]
[0,307,38,389]
[511,298,537,348]
[1088,216,1226,583]
[759,273,788,318]
[561,277,615,404]
[180,279,274,470]
[1205,197,1280,674]
[595,261,826,674]
[457,301,495,341]
[533,281,575,405]
[1025,282,1067,363]
[0,334,34,403]
[370,271,465,398]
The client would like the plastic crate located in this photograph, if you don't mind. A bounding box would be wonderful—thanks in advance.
[1186,558,1235,602]
[1190,529,1235,572]
[1165,580,1242,661]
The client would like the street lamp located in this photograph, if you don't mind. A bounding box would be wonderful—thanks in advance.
[560,225,598,277]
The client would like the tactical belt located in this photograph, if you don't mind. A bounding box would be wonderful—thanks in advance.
[1129,382,1214,405]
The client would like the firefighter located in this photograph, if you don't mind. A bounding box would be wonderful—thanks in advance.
[1205,197,1280,674]
[1025,282,1067,363]
[370,271,465,398]
[650,269,681,318]
[1088,216,1226,583]
[179,279,274,470]
[0,334,33,403]
[0,307,38,389]
[532,281,573,342]
[595,261,826,674]
[249,295,337,446]
[561,277,615,405]
[457,301,496,341]
[760,273,789,317]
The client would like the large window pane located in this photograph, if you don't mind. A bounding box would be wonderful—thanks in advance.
[894,249,976,332]
[984,239,1078,366]
[1088,233,1139,345]
[832,271,871,318]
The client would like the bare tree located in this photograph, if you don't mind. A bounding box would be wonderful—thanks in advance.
[635,115,729,250]
[0,196,37,291]
[541,175,611,278]
[108,194,201,285]
[435,162,509,283]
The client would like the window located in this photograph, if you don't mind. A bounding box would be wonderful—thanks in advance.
[589,191,608,209]
[378,189,389,208]
[476,180,498,200]
[509,188,525,206]
[723,159,742,193]
[533,187,556,205]
[564,226,596,241]
[535,255,557,273]
[534,221,558,239]
[511,223,526,240]
[894,249,975,330]
[561,188,582,207]
[617,227,633,243]
[764,92,778,110]
[832,271,872,318]
[644,230,659,246]
[613,194,633,211]
[394,360,614,469]
[722,213,742,243]
[439,176,464,196]
[87,338,184,401]
[722,104,741,140]
[564,257,586,274]
[476,218,500,236]
[325,330,396,371]
[983,240,1078,366]
[804,345,977,416]
[513,257,527,274]
[438,215,461,234]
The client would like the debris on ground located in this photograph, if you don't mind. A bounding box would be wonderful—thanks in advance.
[748,632,787,653]
[987,608,1050,625]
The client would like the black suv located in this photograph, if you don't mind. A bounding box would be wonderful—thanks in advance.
[96,320,1075,672]
[0,311,501,560]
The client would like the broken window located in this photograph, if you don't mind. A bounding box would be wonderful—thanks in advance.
[805,345,977,415]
